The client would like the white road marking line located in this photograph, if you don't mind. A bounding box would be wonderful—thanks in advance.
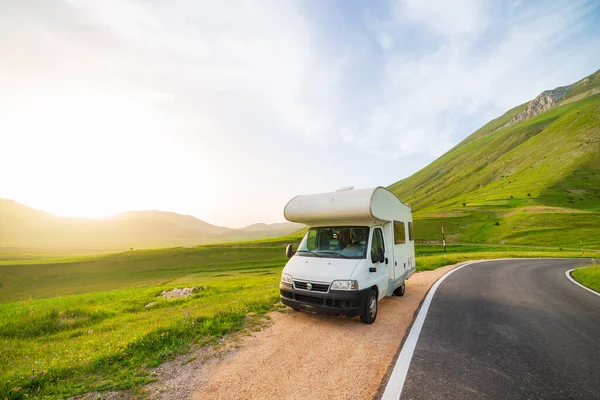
[381,260,483,400]
[565,268,600,297]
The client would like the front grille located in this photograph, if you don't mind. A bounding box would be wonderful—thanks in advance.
[295,294,324,306]
[293,281,330,292]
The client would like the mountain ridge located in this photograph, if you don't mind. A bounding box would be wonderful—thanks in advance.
[389,68,600,249]
[0,198,303,250]
[503,86,570,128]
[111,210,233,235]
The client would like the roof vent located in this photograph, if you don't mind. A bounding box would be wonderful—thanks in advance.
[336,186,354,191]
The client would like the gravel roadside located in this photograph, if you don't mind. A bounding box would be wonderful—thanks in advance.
[183,264,459,400]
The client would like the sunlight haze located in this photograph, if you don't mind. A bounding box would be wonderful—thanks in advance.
[1,0,599,227]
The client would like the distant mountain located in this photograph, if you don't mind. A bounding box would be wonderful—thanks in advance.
[233,222,304,238]
[0,199,303,251]
[239,222,302,233]
[112,210,232,235]
[389,68,600,249]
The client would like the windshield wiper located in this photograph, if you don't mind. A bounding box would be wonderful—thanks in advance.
[315,251,350,259]
[296,250,322,257]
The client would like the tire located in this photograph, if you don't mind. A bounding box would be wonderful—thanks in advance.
[393,282,405,297]
[360,289,378,324]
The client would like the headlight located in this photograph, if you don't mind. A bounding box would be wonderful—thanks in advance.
[281,273,293,285]
[330,280,359,291]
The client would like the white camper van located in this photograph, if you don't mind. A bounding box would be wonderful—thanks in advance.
[280,187,416,324]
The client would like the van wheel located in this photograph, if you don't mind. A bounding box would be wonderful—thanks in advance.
[360,289,378,324]
[394,282,405,297]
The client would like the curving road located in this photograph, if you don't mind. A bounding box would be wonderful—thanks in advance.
[398,259,600,400]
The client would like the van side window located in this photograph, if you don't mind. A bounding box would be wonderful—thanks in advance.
[372,228,385,254]
[408,222,414,241]
[394,221,406,244]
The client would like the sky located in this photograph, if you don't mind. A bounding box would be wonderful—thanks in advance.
[1,0,599,228]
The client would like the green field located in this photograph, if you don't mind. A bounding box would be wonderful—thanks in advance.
[0,239,593,399]
[0,242,290,399]
[571,263,600,293]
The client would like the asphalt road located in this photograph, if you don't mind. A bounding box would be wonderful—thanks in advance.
[400,259,600,400]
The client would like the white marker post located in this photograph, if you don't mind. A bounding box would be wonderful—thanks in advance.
[442,226,447,259]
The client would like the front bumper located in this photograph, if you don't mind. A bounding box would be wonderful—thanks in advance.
[279,282,370,317]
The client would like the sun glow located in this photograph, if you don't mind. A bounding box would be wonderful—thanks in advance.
[0,87,221,220]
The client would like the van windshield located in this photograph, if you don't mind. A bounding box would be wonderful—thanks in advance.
[296,226,369,259]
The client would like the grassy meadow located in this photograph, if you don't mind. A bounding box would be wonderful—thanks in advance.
[0,237,595,399]
[0,242,290,399]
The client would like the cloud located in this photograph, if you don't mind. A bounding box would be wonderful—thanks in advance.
[1,0,599,225]
[393,0,487,36]
[3,0,390,226]
[378,33,394,51]
[352,0,600,160]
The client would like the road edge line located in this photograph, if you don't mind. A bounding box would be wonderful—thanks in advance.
[565,268,600,297]
[380,260,485,400]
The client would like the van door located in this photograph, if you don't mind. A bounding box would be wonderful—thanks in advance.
[371,227,390,279]
[393,221,408,281]
[407,221,416,278]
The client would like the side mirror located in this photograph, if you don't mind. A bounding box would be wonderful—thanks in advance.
[285,244,295,258]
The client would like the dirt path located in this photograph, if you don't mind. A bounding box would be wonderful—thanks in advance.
[147,264,458,400]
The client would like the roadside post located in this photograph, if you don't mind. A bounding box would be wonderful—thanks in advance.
[442,226,447,259]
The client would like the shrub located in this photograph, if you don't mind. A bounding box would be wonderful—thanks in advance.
[494,221,500,226]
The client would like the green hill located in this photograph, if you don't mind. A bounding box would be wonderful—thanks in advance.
[389,69,600,249]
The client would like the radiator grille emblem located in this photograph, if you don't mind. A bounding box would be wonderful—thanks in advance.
[306,282,312,290]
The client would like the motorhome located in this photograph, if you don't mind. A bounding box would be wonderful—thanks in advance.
[280,186,416,324]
